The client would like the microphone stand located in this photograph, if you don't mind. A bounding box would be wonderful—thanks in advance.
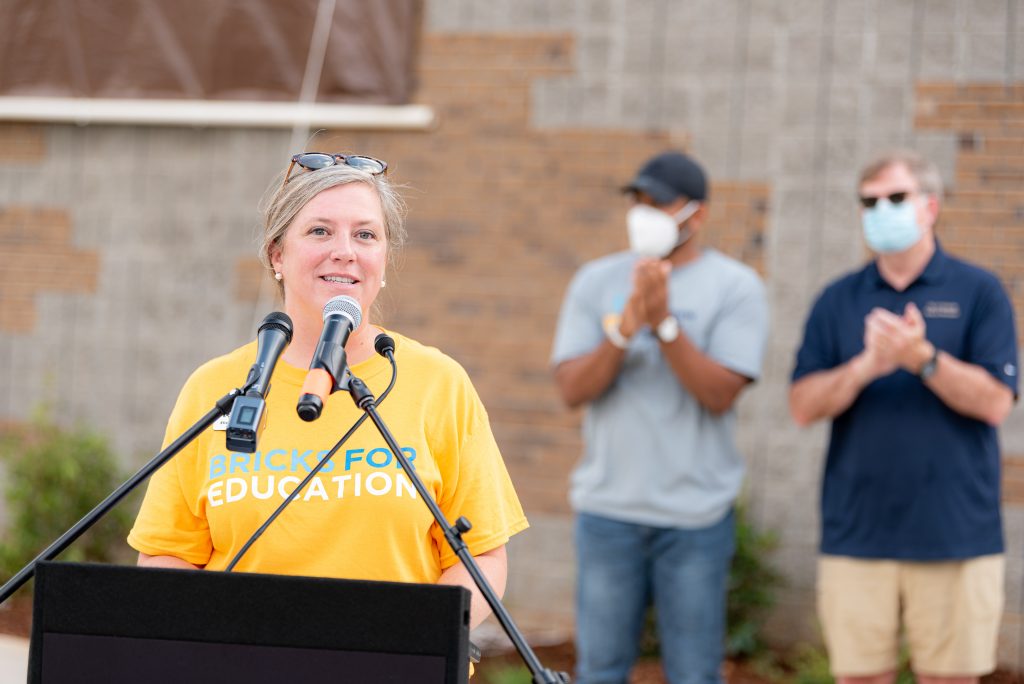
[0,388,246,604]
[345,358,570,684]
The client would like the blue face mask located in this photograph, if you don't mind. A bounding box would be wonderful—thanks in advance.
[861,199,922,253]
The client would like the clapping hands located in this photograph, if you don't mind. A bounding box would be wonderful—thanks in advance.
[858,302,933,382]
[620,258,672,337]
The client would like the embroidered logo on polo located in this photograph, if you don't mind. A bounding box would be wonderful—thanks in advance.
[205,446,419,507]
[923,301,961,319]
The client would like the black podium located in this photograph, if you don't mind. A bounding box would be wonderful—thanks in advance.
[29,561,471,683]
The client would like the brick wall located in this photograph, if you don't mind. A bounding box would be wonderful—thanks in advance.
[236,34,771,521]
[917,84,1024,341]
[0,207,98,333]
[4,0,1024,667]
[229,37,770,631]
[0,125,44,163]
[0,126,86,334]
[915,83,1024,516]
[0,29,771,638]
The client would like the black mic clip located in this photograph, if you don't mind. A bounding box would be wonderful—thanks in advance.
[225,395,267,453]
[310,347,352,393]
[226,362,273,453]
[347,376,375,409]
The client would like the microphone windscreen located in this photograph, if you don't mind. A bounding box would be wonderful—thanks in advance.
[374,333,396,356]
[323,295,362,330]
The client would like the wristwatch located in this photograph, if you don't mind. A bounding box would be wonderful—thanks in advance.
[655,315,681,343]
[918,346,939,380]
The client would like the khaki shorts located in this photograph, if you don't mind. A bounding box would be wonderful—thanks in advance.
[817,554,1004,677]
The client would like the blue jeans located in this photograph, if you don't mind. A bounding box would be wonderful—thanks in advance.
[574,510,736,684]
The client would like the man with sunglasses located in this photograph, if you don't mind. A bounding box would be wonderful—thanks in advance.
[790,150,1017,684]
[550,151,769,684]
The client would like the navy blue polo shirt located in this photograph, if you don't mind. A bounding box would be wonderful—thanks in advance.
[792,245,1018,560]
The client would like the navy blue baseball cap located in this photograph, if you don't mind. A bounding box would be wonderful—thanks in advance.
[623,151,707,204]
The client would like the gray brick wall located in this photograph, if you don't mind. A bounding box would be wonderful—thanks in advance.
[425,0,1024,664]
[0,127,289,460]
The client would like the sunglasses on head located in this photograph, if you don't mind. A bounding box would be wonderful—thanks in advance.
[858,190,914,209]
[282,153,388,186]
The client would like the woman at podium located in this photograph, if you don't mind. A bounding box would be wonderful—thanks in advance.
[128,153,529,628]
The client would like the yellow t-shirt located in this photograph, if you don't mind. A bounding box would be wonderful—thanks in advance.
[128,331,528,584]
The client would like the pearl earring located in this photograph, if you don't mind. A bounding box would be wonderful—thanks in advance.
[381,278,387,288]
[274,272,283,281]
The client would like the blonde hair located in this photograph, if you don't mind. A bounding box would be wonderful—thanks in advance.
[858,149,944,197]
[258,165,407,296]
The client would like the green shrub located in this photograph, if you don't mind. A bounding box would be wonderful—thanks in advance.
[480,664,533,684]
[726,502,782,657]
[0,411,135,592]
[788,643,834,684]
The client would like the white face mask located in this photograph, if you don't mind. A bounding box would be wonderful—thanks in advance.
[626,201,700,258]
[862,197,923,253]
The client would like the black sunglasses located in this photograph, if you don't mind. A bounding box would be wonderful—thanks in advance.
[858,191,913,209]
[283,153,388,186]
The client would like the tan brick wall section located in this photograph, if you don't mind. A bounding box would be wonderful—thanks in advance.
[1004,458,1024,504]
[0,206,100,333]
[233,34,770,514]
[0,124,45,163]
[916,83,1024,505]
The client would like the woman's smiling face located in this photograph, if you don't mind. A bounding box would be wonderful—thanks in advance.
[269,182,387,325]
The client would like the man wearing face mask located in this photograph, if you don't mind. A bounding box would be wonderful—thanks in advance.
[550,151,769,684]
[790,150,1017,684]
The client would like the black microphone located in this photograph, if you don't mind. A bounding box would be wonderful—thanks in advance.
[226,312,293,453]
[297,295,362,422]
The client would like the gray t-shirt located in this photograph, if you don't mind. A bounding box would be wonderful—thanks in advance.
[551,248,769,528]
